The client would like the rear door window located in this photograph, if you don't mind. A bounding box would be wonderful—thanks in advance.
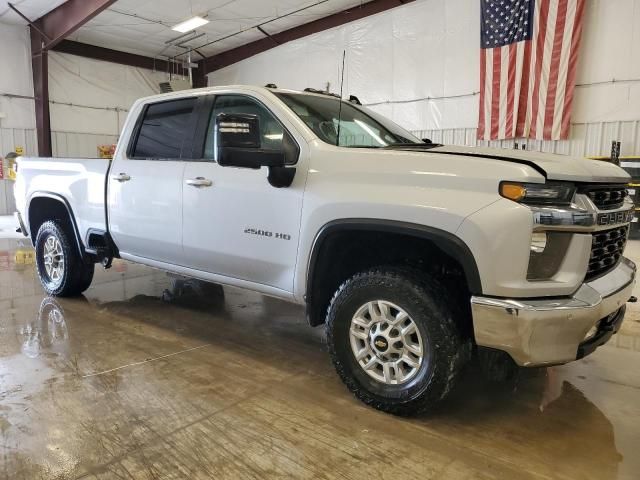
[131,98,196,159]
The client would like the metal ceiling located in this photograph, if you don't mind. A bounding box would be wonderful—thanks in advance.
[65,0,366,61]
[0,0,67,24]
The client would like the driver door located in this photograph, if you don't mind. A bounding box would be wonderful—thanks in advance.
[181,94,306,293]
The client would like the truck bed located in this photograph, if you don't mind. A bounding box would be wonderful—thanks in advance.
[14,157,111,242]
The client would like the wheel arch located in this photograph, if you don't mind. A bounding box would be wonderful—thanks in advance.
[305,219,482,326]
[27,192,85,259]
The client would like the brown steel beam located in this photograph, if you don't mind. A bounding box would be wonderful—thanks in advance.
[202,0,413,75]
[30,28,51,156]
[53,40,189,76]
[36,0,117,50]
[28,0,117,156]
[193,60,208,88]
[7,3,50,41]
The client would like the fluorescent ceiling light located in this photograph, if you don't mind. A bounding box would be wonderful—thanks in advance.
[172,16,209,33]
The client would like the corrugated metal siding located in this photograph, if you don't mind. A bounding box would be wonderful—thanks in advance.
[52,131,118,158]
[0,128,37,215]
[413,120,640,158]
[0,128,37,157]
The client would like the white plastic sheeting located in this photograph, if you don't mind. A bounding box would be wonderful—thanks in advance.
[0,24,36,130]
[209,0,479,132]
[208,0,640,155]
[0,24,35,214]
[46,51,186,157]
[0,24,160,159]
[48,51,172,137]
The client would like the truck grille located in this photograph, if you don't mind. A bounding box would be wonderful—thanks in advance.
[582,185,628,210]
[587,226,629,281]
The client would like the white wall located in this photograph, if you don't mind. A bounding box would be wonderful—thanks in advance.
[208,0,640,156]
[48,52,174,157]
[0,23,37,155]
[0,23,36,215]
[0,24,36,131]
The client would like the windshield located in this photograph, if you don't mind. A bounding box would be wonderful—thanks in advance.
[274,92,422,148]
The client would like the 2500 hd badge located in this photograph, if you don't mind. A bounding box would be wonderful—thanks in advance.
[244,227,291,241]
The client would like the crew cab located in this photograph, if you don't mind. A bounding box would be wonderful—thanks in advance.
[14,85,636,415]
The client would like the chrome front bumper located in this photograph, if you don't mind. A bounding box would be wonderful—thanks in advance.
[471,257,636,366]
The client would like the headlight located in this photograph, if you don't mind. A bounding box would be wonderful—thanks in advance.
[500,182,576,206]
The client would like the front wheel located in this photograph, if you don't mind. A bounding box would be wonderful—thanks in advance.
[326,267,470,416]
[35,220,94,297]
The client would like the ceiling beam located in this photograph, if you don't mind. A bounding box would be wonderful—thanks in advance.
[35,0,117,50]
[202,0,414,75]
[27,0,116,156]
[53,40,189,76]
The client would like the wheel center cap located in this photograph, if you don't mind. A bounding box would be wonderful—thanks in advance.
[372,336,388,352]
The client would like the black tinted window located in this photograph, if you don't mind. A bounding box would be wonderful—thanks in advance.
[132,98,196,159]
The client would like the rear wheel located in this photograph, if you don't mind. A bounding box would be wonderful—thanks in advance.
[326,267,470,416]
[35,220,94,297]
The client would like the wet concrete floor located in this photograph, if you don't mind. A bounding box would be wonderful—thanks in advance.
[1,233,639,479]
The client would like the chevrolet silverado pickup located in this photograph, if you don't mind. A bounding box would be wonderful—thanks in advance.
[14,85,636,415]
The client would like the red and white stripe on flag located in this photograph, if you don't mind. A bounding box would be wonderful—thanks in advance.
[478,0,586,141]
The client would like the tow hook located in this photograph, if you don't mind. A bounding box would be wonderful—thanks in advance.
[628,296,637,303]
[102,256,113,269]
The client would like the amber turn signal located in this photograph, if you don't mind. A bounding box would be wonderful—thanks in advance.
[500,183,526,202]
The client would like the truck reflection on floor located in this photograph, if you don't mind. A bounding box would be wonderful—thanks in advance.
[20,297,68,358]
[161,275,226,308]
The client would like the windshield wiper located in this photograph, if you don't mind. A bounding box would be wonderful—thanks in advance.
[383,142,443,149]
[342,145,384,149]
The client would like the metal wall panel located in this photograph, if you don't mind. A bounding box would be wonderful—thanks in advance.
[51,131,118,158]
[414,120,640,158]
[0,128,37,215]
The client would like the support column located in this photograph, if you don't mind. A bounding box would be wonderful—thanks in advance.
[30,27,51,157]
[193,60,208,88]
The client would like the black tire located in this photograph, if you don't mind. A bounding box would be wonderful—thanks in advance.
[35,220,94,297]
[326,267,470,416]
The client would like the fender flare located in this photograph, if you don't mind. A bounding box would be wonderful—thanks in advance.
[305,218,483,300]
[26,191,86,258]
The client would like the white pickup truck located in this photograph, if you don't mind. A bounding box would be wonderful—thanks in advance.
[14,85,636,415]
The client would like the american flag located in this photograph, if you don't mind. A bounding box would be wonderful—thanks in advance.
[478,0,586,141]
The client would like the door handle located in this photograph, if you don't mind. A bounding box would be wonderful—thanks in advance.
[112,173,131,182]
[186,177,213,188]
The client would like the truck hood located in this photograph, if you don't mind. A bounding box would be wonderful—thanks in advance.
[424,145,630,184]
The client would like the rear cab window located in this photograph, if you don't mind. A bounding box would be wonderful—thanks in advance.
[129,97,197,159]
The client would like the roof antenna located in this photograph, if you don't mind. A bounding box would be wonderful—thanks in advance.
[336,50,346,147]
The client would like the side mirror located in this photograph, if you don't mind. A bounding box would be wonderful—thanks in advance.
[216,113,285,169]
[216,112,260,148]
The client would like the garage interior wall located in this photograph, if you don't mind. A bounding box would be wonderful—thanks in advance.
[0,23,37,154]
[0,23,36,215]
[0,23,176,161]
[208,0,640,157]
[48,51,173,158]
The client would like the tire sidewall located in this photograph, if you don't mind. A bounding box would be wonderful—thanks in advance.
[35,222,76,296]
[327,270,460,411]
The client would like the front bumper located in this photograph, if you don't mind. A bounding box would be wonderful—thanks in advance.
[471,257,636,366]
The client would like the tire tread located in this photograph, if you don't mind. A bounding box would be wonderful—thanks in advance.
[326,266,470,416]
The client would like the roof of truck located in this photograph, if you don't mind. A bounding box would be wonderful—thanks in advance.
[135,84,349,105]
